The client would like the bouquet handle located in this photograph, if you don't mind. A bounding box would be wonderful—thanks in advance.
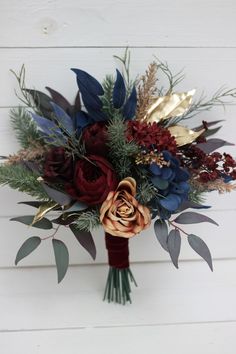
[103,232,137,304]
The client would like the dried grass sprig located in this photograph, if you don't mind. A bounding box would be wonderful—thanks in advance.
[136,62,158,121]
[6,143,47,165]
[191,178,236,194]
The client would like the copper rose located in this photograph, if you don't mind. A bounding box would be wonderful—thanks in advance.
[100,177,151,238]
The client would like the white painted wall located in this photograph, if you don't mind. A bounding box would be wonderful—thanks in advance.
[0,1,236,353]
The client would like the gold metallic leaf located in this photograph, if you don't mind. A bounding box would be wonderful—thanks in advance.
[31,201,58,225]
[168,126,205,146]
[142,89,196,123]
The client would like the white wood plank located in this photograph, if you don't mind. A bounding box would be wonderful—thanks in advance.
[1,47,236,107]
[0,209,236,267]
[0,260,235,331]
[1,321,236,354]
[1,0,236,47]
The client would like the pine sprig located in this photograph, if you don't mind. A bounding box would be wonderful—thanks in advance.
[136,179,158,204]
[107,115,139,178]
[101,74,115,118]
[188,185,206,204]
[10,107,42,149]
[0,163,49,200]
[75,208,100,231]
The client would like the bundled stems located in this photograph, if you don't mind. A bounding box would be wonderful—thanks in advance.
[104,233,137,304]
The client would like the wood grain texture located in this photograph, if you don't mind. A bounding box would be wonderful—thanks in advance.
[1,47,236,107]
[1,0,236,47]
[1,321,236,354]
[0,260,235,331]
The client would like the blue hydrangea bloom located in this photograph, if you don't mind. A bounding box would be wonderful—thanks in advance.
[150,151,190,213]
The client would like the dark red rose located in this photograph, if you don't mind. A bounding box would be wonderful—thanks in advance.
[66,155,118,206]
[43,147,73,183]
[82,122,108,156]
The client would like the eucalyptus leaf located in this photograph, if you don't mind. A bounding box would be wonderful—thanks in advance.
[52,239,69,283]
[64,202,88,213]
[154,219,169,252]
[69,224,96,260]
[18,201,45,208]
[46,86,73,116]
[42,184,72,206]
[167,229,181,268]
[197,138,234,154]
[173,212,218,226]
[24,89,53,117]
[113,69,126,108]
[10,215,53,229]
[50,102,74,135]
[188,234,213,271]
[175,200,211,213]
[15,236,41,265]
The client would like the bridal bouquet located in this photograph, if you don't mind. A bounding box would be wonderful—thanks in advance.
[1,51,235,304]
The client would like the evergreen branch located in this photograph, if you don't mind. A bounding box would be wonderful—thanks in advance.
[107,115,139,178]
[75,208,101,231]
[101,74,115,118]
[10,107,42,149]
[188,186,206,204]
[136,179,158,204]
[0,163,49,200]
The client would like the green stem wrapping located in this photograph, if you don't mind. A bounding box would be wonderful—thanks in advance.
[103,267,137,305]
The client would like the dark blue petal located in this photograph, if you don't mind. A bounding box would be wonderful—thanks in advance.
[86,108,108,122]
[162,151,171,161]
[170,181,190,195]
[160,194,182,212]
[150,163,161,176]
[170,156,180,167]
[75,111,93,129]
[161,167,173,180]
[175,168,190,182]
[123,86,137,120]
[71,69,104,96]
[221,174,232,183]
[179,181,190,193]
[51,102,74,135]
[113,69,126,109]
[79,86,103,111]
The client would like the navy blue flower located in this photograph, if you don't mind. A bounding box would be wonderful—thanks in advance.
[150,151,190,213]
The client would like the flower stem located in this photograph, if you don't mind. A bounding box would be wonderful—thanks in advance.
[41,224,61,241]
[169,220,190,236]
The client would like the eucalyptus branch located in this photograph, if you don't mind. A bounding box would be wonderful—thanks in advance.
[41,224,61,240]
[168,220,189,236]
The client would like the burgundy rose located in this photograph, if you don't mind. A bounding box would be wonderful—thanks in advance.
[43,147,73,183]
[66,155,118,206]
[82,122,108,156]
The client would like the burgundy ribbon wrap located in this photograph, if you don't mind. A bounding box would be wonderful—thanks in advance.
[105,232,129,269]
